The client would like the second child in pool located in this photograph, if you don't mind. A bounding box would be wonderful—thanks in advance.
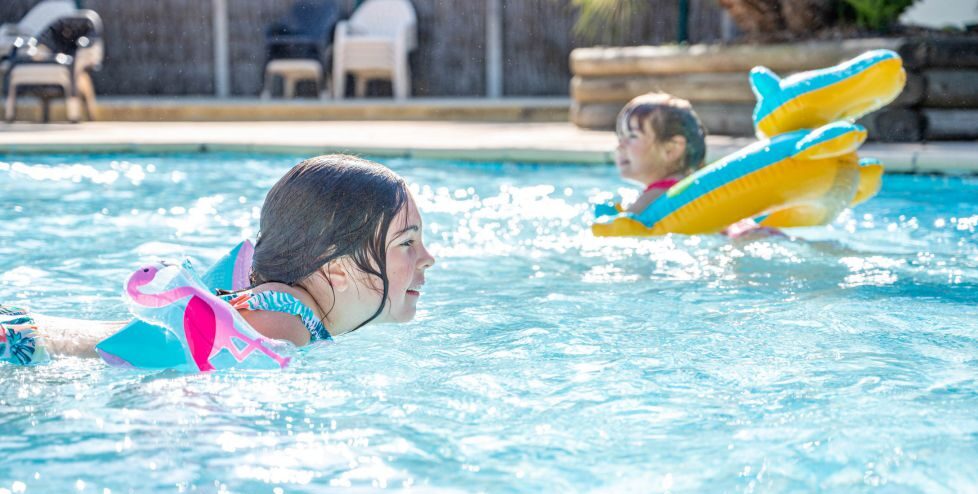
[614,92,707,215]
[612,92,779,238]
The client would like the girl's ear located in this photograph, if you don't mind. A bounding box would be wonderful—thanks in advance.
[324,260,350,292]
[666,135,687,162]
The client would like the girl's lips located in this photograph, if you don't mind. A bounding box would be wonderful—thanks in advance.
[407,280,424,297]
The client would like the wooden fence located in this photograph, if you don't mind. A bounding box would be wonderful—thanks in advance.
[1,0,725,97]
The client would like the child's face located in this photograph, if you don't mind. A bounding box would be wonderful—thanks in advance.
[616,117,684,185]
[353,193,435,324]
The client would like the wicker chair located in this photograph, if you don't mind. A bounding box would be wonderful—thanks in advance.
[0,0,76,60]
[4,10,104,123]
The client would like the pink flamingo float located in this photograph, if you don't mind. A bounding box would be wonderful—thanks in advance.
[126,264,291,371]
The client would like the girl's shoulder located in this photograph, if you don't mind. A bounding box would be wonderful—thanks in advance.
[627,174,686,214]
[225,283,328,346]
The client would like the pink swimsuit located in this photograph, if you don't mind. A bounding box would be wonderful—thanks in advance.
[644,178,680,193]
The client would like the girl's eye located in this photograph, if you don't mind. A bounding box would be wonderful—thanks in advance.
[400,239,415,247]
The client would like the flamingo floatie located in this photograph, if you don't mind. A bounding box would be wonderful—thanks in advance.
[126,263,291,371]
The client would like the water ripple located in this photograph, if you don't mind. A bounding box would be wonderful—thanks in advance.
[1,154,977,492]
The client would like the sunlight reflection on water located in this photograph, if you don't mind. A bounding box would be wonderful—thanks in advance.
[1,154,977,492]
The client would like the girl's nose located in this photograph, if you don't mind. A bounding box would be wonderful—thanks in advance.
[419,245,435,269]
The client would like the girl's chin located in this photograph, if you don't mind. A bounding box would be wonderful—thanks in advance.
[391,300,418,322]
[393,311,416,323]
[618,167,640,180]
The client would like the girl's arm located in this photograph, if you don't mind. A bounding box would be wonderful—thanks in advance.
[33,315,128,358]
[238,309,311,347]
[624,189,666,214]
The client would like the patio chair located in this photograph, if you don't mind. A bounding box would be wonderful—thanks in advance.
[0,0,76,60]
[261,0,342,99]
[4,9,104,123]
[332,0,417,99]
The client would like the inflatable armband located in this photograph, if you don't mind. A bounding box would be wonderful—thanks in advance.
[95,240,276,370]
[118,260,292,372]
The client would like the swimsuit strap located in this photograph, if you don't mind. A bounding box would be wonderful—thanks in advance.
[644,178,680,193]
[222,290,332,342]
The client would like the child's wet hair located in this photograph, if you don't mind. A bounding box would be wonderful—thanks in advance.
[617,92,708,171]
[251,154,408,329]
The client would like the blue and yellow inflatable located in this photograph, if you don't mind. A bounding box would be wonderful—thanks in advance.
[752,49,906,139]
[593,49,904,237]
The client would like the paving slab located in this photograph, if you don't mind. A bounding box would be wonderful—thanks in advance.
[0,120,975,173]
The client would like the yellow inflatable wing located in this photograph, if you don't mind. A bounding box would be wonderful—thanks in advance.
[751,49,906,139]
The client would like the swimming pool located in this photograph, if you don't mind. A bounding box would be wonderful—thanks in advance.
[2,153,977,492]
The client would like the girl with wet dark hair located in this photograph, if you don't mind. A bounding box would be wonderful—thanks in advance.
[235,154,435,346]
[2,154,435,365]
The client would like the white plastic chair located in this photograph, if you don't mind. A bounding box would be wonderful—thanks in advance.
[0,0,76,59]
[4,10,104,123]
[332,0,417,99]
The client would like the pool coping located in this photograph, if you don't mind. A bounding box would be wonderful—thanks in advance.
[0,121,975,174]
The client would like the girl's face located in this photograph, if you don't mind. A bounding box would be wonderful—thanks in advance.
[616,116,685,185]
[351,193,435,324]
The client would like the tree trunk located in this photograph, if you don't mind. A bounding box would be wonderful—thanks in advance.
[716,0,784,35]
[780,0,835,34]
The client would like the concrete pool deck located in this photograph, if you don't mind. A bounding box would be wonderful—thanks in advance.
[0,120,975,174]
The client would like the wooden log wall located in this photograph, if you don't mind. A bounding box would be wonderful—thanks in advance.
[1,0,723,97]
[570,36,978,142]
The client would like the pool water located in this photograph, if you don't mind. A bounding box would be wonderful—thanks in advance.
[1,153,977,493]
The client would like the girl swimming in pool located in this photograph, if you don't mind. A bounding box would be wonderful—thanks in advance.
[1,154,435,366]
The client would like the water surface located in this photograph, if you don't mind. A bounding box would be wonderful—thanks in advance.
[1,153,977,493]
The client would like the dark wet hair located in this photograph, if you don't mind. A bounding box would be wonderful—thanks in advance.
[617,92,708,171]
[251,154,408,330]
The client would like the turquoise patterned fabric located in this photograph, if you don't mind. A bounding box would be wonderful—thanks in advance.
[0,305,50,366]
[223,290,332,342]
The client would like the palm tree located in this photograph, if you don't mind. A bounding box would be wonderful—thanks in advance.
[568,0,659,41]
